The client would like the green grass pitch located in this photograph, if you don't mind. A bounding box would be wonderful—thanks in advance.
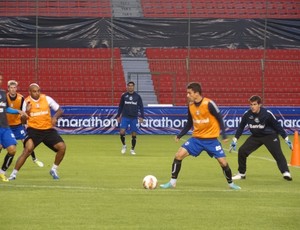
[1,134,299,230]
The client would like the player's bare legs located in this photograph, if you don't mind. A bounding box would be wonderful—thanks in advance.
[160,147,189,188]
[53,142,66,166]
[0,145,17,182]
[130,131,137,155]
[13,139,35,171]
[217,157,241,189]
[120,128,127,154]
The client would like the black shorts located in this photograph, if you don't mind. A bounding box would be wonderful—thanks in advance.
[25,128,64,152]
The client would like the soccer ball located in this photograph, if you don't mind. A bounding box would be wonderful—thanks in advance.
[142,175,158,190]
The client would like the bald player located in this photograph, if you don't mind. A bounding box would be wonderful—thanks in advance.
[9,83,66,180]
[6,80,44,167]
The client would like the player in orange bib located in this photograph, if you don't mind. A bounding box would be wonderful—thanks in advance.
[9,83,66,180]
[160,82,241,190]
[6,80,44,167]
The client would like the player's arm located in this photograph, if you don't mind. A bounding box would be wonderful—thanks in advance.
[208,100,227,140]
[176,109,193,139]
[234,114,247,140]
[267,110,287,139]
[53,107,63,119]
[6,106,28,118]
[46,96,63,126]
[229,112,248,152]
[267,110,292,149]
[20,98,28,124]
[138,95,145,122]
[6,107,19,114]
[116,94,125,119]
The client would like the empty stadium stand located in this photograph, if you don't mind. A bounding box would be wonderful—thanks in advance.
[141,0,300,19]
[0,0,112,17]
[1,47,299,106]
[1,0,299,18]
[146,48,300,106]
[0,48,125,105]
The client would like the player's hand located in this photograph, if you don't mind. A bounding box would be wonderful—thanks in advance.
[285,139,293,150]
[229,137,237,153]
[26,101,32,112]
[138,118,144,124]
[20,114,28,124]
[116,117,121,123]
[222,138,229,143]
[19,110,28,118]
[51,117,58,126]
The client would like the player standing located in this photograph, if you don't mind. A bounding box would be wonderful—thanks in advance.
[116,81,144,155]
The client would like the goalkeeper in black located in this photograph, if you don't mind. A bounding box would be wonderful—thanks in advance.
[230,95,292,181]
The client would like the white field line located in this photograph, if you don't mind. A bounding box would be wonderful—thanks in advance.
[1,184,300,194]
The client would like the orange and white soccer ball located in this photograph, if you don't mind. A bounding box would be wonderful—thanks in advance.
[142,175,158,190]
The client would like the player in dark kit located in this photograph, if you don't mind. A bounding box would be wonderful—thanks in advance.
[0,74,27,182]
[230,95,293,181]
[116,81,144,155]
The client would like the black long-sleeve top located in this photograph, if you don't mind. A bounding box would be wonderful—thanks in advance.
[116,92,144,119]
[235,107,287,139]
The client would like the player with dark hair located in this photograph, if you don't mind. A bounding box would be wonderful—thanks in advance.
[0,73,28,182]
[160,82,241,190]
[9,83,66,180]
[230,95,292,181]
[116,81,144,155]
[6,80,44,167]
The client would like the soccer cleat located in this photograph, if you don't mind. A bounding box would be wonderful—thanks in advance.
[283,171,292,181]
[0,173,9,182]
[160,182,176,189]
[50,169,59,180]
[229,183,241,190]
[33,159,44,167]
[8,175,16,181]
[130,149,136,155]
[121,145,127,154]
[232,173,246,180]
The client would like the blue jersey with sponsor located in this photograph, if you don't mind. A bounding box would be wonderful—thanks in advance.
[117,92,144,119]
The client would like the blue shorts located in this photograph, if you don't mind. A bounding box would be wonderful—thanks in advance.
[119,117,139,133]
[10,125,26,140]
[181,137,226,158]
[0,127,17,149]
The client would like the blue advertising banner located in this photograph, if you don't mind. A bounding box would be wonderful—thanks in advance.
[56,106,300,135]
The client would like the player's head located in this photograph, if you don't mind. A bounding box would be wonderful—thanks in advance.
[249,95,262,113]
[186,82,202,102]
[29,83,41,100]
[7,80,18,96]
[127,81,135,93]
[187,82,202,94]
[249,95,262,104]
